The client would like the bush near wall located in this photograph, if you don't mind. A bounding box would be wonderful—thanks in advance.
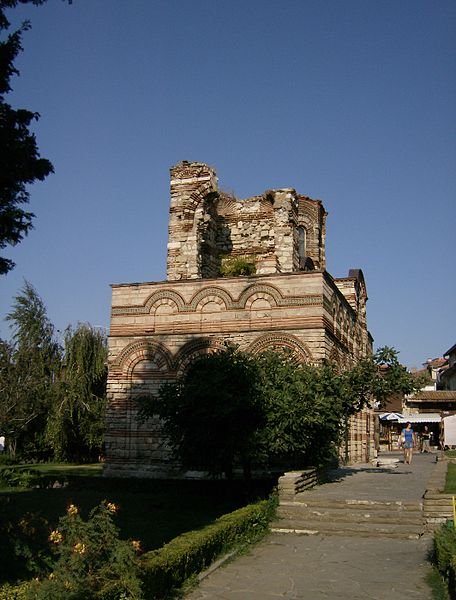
[433,521,456,598]
[141,496,277,598]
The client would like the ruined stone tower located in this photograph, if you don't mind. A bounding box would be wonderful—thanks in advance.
[166,161,326,280]
[104,162,373,477]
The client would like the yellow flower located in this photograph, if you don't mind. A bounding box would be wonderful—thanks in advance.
[131,540,141,552]
[67,504,79,516]
[73,542,86,555]
[106,502,118,514]
[49,530,63,544]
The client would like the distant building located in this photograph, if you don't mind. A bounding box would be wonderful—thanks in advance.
[441,343,456,391]
[405,350,456,415]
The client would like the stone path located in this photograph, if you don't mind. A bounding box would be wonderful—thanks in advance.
[186,453,438,599]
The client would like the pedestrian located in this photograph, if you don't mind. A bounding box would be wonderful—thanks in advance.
[401,422,416,464]
[421,426,431,453]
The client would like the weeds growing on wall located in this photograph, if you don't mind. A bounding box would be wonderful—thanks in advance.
[220,255,256,277]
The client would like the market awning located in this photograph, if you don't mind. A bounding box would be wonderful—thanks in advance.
[397,414,442,424]
[379,412,404,421]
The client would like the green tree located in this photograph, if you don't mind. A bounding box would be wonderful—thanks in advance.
[46,323,108,462]
[138,345,423,476]
[254,351,346,468]
[0,280,60,457]
[138,346,263,478]
[0,0,60,274]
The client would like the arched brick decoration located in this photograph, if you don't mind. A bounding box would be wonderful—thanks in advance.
[247,333,312,364]
[144,290,185,314]
[238,283,282,309]
[115,340,173,377]
[173,337,227,376]
[244,292,274,311]
[184,182,217,215]
[189,287,233,311]
[215,194,239,217]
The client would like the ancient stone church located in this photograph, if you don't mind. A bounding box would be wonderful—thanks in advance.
[104,161,374,477]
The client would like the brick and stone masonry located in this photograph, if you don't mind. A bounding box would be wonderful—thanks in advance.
[104,161,375,477]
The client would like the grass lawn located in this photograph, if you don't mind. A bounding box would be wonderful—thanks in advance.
[15,462,103,476]
[445,462,456,493]
[0,463,274,584]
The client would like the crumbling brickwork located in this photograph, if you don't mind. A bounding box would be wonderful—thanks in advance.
[105,162,374,477]
[167,162,326,280]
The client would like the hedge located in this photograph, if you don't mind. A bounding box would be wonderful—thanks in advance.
[433,521,456,598]
[0,495,276,600]
[141,496,277,598]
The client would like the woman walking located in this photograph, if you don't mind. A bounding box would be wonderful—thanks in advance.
[401,422,416,464]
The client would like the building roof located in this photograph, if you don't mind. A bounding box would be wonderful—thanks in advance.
[408,391,456,402]
[444,343,456,357]
[424,357,448,369]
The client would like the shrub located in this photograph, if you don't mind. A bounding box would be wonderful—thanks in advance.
[0,467,41,489]
[0,453,16,466]
[141,496,276,598]
[0,581,32,600]
[433,521,456,597]
[0,508,52,582]
[25,501,143,600]
[220,255,256,277]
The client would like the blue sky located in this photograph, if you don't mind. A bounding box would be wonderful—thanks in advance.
[0,0,454,369]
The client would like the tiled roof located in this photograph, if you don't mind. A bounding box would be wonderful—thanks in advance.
[408,391,456,402]
[424,358,448,368]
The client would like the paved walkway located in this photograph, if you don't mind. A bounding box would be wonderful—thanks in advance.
[186,452,438,599]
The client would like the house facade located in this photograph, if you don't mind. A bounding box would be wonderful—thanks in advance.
[104,162,374,477]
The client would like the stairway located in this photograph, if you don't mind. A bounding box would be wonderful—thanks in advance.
[272,497,424,539]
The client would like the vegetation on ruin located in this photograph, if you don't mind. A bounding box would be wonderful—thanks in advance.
[219,255,256,277]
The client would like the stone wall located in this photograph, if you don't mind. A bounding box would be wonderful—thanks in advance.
[166,161,326,281]
[105,162,374,477]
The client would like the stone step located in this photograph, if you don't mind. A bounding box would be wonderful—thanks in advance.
[277,505,423,525]
[271,518,424,539]
[288,498,422,511]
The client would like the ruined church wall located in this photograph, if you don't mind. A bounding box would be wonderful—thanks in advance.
[166,162,327,280]
[105,271,369,477]
[105,161,373,476]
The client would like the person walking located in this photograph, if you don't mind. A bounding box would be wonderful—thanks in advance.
[421,426,431,453]
[401,422,416,464]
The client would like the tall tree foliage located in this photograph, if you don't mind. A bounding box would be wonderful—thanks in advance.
[0,0,56,274]
[46,323,108,461]
[254,351,346,468]
[1,282,107,461]
[138,346,263,478]
[138,346,424,477]
[0,280,60,457]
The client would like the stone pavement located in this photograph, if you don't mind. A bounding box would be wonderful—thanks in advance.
[186,452,438,599]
